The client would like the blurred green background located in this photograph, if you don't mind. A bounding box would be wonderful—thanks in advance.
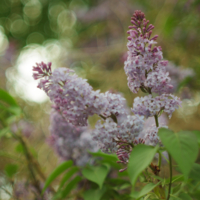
[0,0,200,198]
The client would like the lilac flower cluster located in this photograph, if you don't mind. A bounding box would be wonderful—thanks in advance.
[33,66,127,126]
[124,10,181,147]
[33,10,182,171]
[132,94,181,119]
[48,109,97,166]
[125,11,181,118]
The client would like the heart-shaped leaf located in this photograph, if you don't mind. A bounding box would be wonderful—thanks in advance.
[128,144,158,185]
[193,130,200,147]
[82,165,110,189]
[158,128,198,179]
[83,186,107,200]
[189,163,200,181]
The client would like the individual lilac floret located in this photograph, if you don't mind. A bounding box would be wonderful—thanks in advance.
[132,94,181,118]
[49,109,97,166]
[93,115,144,153]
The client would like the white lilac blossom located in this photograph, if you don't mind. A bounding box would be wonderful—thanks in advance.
[49,109,97,166]
[93,115,144,153]
[132,94,181,118]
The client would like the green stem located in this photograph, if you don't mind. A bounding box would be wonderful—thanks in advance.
[167,154,172,200]
[158,152,162,169]
[154,115,159,127]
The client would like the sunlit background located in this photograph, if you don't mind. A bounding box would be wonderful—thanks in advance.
[0,0,200,199]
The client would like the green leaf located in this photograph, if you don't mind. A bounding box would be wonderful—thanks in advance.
[89,151,118,162]
[42,160,73,193]
[58,167,79,190]
[4,164,18,178]
[82,165,110,189]
[15,144,25,153]
[127,144,159,185]
[130,182,160,199]
[0,127,9,138]
[165,175,184,184]
[193,130,200,147]
[61,176,82,198]
[90,151,119,169]
[158,128,198,179]
[7,106,21,116]
[0,89,18,107]
[83,186,107,200]
[172,183,182,194]
[178,192,193,200]
[189,163,200,181]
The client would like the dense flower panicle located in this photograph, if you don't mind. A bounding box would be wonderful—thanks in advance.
[132,94,181,118]
[49,110,97,166]
[93,115,144,153]
[33,63,130,126]
[124,10,179,98]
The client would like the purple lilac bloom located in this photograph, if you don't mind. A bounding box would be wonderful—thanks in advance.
[32,10,183,172]
[132,94,181,119]
[49,109,97,166]
[11,120,33,138]
[124,10,172,95]
[33,65,128,126]
[93,115,144,153]
[13,180,51,200]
